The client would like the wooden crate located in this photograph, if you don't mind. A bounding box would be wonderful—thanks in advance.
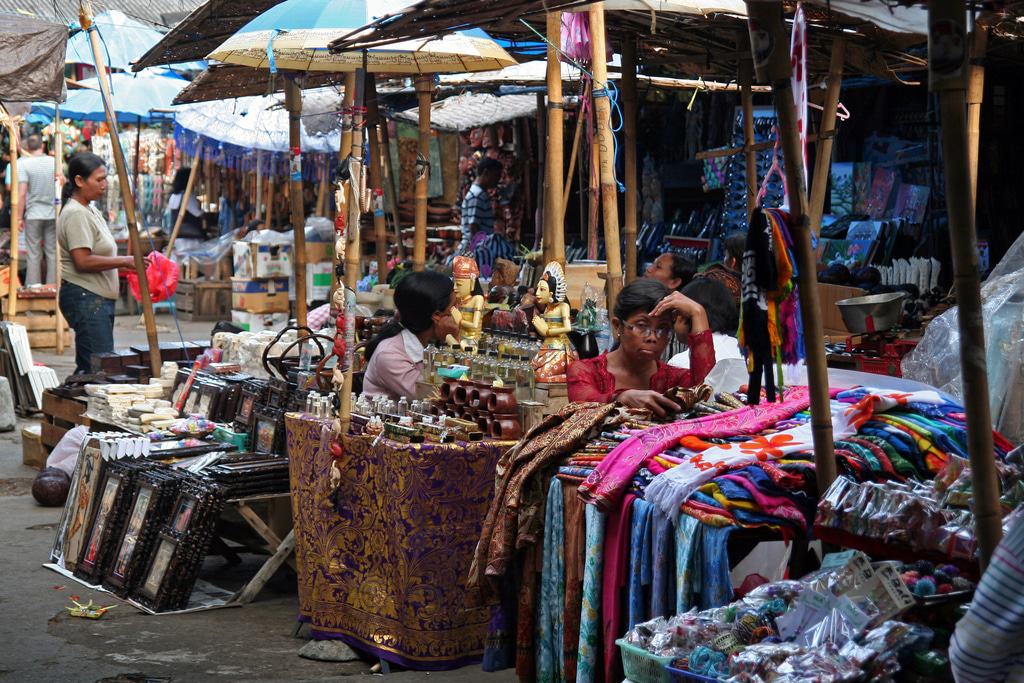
[1,296,57,314]
[177,280,232,322]
[10,313,69,332]
[40,390,88,451]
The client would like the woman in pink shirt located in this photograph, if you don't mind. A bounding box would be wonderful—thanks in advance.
[362,271,460,400]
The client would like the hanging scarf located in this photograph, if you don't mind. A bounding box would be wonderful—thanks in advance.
[644,388,969,519]
[536,479,565,682]
[575,505,606,683]
[579,387,813,511]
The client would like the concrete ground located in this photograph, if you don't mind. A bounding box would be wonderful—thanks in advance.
[1,314,517,682]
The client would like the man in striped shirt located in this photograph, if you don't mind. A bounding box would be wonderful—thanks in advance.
[950,508,1024,682]
[458,157,502,257]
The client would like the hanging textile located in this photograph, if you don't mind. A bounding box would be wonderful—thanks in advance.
[575,505,605,683]
[536,479,565,683]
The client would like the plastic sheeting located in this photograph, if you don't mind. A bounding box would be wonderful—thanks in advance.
[902,231,1024,444]
[0,16,67,103]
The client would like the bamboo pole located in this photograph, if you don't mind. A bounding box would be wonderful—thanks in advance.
[345,69,366,295]
[737,37,758,222]
[535,92,546,256]
[6,113,19,319]
[255,149,263,220]
[967,25,988,214]
[54,107,66,354]
[81,0,161,376]
[562,83,587,223]
[589,2,623,306]
[285,79,308,327]
[587,123,599,260]
[379,116,404,261]
[622,36,639,283]
[366,74,390,282]
[807,39,846,236]
[265,175,274,228]
[133,118,142,209]
[929,0,1000,570]
[545,11,565,268]
[744,0,835,490]
[412,75,433,272]
[164,148,201,255]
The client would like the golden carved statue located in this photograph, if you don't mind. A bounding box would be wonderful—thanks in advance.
[450,256,484,351]
[531,261,577,383]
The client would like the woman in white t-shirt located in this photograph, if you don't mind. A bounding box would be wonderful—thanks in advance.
[57,153,140,374]
[668,278,742,369]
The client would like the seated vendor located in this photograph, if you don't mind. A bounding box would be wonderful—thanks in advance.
[362,271,459,400]
[696,230,745,305]
[567,278,716,417]
[668,278,742,368]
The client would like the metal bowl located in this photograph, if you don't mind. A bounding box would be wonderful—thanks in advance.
[836,292,906,334]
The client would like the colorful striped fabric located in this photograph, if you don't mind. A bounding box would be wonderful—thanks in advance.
[950,509,1024,682]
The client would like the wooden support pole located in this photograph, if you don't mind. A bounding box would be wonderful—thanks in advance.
[340,72,356,164]
[54,108,66,354]
[81,1,161,376]
[345,70,366,295]
[744,0,835,491]
[622,36,639,283]
[255,149,263,220]
[366,74,390,281]
[165,149,201,255]
[967,25,988,214]
[737,36,758,223]
[285,79,308,327]
[929,0,1000,570]
[589,3,623,307]
[379,116,404,261]
[807,39,846,236]
[265,175,274,228]
[545,11,565,268]
[412,75,433,272]
[5,114,19,319]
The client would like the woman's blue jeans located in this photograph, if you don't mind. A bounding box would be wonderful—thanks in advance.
[59,281,115,374]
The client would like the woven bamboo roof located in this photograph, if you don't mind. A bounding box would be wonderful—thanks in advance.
[326,0,932,82]
[173,63,346,104]
[133,0,280,71]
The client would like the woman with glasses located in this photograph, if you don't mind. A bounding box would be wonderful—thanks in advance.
[363,271,460,400]
[567,279,715,417]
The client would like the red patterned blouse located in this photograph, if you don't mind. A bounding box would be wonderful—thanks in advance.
[567,330,717,403]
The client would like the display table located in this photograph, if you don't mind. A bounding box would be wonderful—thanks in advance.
[285,413,513,670]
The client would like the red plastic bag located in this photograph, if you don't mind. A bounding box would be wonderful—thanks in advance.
[126,251,179,303]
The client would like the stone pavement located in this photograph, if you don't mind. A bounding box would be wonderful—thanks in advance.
[0,314,516,682]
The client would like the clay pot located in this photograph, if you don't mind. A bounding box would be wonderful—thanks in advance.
[452,380,471,406]
[477,415,491,433]
[487,386,518,415]
[474,381,494,411]
[490,417,522,440]
[440,378,458,402]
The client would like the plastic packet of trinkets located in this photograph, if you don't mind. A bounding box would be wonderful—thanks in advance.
[797,596,871,649]
[624,617,669,649]
[815,476,855,528]
[727,642,807,679]
[772,643,863,683]
[744,580,806,607]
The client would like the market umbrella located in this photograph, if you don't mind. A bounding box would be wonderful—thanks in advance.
[174,92,344,154]
[64,10,206,72]
[207,0,516,74]
[32,69,187,123]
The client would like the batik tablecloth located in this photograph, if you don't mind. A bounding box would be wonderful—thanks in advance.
[285,413,512,670]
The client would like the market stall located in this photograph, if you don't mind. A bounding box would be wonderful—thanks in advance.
[285,414,513,669]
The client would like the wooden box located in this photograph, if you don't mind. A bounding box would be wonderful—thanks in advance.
[817,283,867,337]
[177,280,232,322]
[22,424,46,469]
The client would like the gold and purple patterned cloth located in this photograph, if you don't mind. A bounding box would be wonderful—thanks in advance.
[285,414,512,670]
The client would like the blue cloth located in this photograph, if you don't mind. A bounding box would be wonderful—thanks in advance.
[650,512,675,619]
[700,525,735,609]
[675,515,702,613]
[59,281,115,374]
[627,499,653,629]
[536,478,565,682]
[576,504,606,683]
